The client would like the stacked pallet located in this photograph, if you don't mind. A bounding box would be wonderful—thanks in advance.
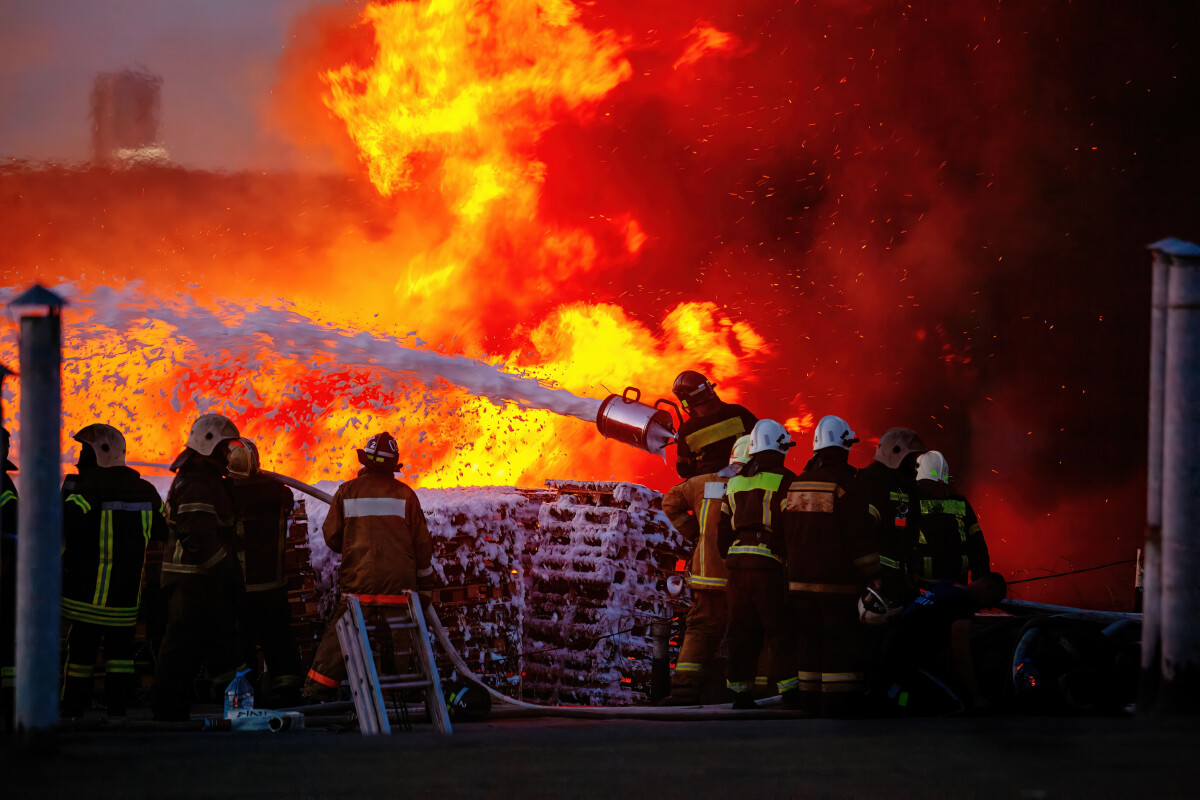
[520,481,685,706]
[420,487,552,696]
[303,481,688,706]
[285,497,321,668]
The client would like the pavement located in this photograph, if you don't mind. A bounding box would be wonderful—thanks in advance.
[3,710,1198,799]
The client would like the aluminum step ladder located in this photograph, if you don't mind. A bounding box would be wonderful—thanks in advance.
[335,591,452,735]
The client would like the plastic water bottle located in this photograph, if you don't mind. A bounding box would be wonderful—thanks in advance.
[224,669,255,718]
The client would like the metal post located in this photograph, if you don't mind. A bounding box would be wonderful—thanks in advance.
[1160,240,1200,714]
[1140,240,1174,711]
[10,286,65,746]
[650,618,671,702]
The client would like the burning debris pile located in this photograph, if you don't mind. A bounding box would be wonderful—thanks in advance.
[303,480,685,705]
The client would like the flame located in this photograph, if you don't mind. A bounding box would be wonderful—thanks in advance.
[673,23,738,71]
[0,0,781,491]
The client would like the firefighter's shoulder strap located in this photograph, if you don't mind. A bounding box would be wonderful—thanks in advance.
[335,592,452,736]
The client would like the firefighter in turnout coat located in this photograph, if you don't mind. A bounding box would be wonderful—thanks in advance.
[783,415,881,717]
[908,451,990,588]
[857,427,927,611]
[303,432,435,699]
[227,438,304,707]
[717,420,799,709]
[152,414,248,721]
[659,435,752,705]
[672,370,758,479]
[60,424,167,718]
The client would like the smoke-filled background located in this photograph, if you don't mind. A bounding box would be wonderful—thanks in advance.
[2,0,1197,609]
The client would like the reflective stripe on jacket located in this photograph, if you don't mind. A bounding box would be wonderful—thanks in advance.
[782,455,880,592]
[162,454,238,583]
[662,472,729,589]
[718,466,796,569]
[909,479,990,584]
[61,465,167,624]
[323,469,434,595]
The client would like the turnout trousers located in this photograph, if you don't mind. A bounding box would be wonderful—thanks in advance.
[791,590,872,717]
[304,599,406,699]
[151,572,246,721]
[670,588,727,700]
[240,587,303,705]
[61,620,136,717]
[725,562,796,695]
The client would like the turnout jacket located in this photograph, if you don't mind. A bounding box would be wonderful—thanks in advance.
[783,452,881,593]
[231,474,295,593]
[323,469,434,601]
[857,460,920,596]
[718,459,797,569]
[675,403,758,479]
[162,452,240,585]
[62,465,167,627]
[662,470,731,590]
[909,479,989,586]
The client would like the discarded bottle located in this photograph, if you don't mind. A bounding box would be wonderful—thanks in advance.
[224,669,255,718]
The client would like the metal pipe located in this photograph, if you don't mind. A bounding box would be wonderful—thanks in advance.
[1160,239,1200,713]
[1141,239,1174,710]
[10,286,65,746]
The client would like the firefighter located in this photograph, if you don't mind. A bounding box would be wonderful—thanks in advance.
[303,432,435,700]
[672,370,758,479]
[658,434,752,706]
[717,419,798,709]
[227,438,303,708]
[857,427,926,611]
[783,415,881,717]
[872,572,1007,715]
[909,451,990,588]
[60,424,167,718]
[151,414,248,721]
[1,427,16,728]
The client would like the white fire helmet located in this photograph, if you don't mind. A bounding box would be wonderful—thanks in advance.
[858,586,904,626]
[873,427,926,470]
[812,415,859,452]
[916,450,950,484]
[748,419,795,456]
[729,434,753,465]
[73,424,127,469]
[186,414,240,457]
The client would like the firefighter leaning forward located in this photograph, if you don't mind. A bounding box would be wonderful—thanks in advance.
[228,437,304,708]
[152,414,249,722]
[60,425,167,718]
[783,415,881,718]
[672,370,758,479]
[303,432,436,700]
[658,435,752,706]
[856,427,927,610]
[717,419,799,710]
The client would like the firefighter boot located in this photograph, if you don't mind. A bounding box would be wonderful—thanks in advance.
[732,692,757,710]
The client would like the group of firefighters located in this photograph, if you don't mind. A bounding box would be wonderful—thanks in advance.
[0,415,433,726]
[0,367,1004,724]
[662,370,1006,715]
